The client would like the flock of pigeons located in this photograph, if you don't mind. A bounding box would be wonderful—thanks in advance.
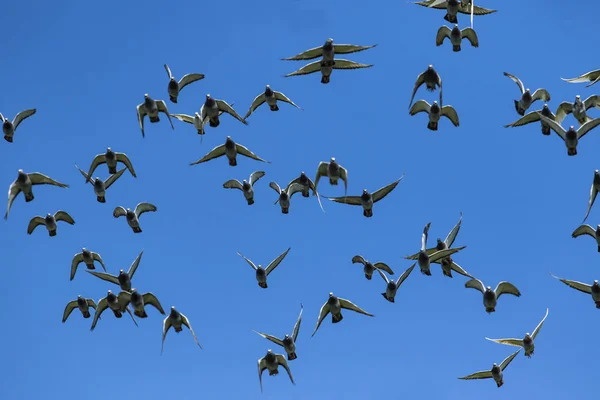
[4,1,600,393]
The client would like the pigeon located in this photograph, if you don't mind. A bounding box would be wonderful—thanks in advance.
[311,292,374,337]
[376,262,416,303]
[550,273,600,308]
[583,170,600,223]
[351,254,395,280]
[435,24,478,52]
[5,169,68,220]
[243,85,302,120]
[113,203,157,233]
[314,157,348,196]
[324,176,404,218]
[562,69,600,88]
[118,288,165,318]
[538,115,600,156]
[404,213,471,278]
[76,164,126,203]
[1,109,36,143]
[458,349,521,388]
[237,247,291,288]
[223,171,266,205]
[415,0,497,24]
[464,277,521,313]
[253,304,303,360]
[409,65,443,109]
[27,211,75,236]
[281,38,376,64]
[164,63,205,103]
[198,94,247,135]
[62,296,97,322]
[485,308,549,358]
[284,58,373,84]
[572,223,600,252]
[258,349,295,393]
[162,306,202,354]
[170,105,232,140]
[504,104,557,135]
[71,248,106,281]
[136,94,174,138]
[409,100,459,130]
[87,250,143,292]
[84,148,137,178]
[412,222,466,276]
[555,95,600,126]
[90,290,138,331]
[285,172,325,212]
[504,72,551,116]
[269,182,305,214]
[189,136,270,167]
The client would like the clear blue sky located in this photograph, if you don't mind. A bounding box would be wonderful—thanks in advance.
[1,0,599,399]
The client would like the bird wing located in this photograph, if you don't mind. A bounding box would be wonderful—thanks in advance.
[87,299,97,309]
[499,349,521,371]
[136,104,147,137]
[178,73,205,91]
[249,171,266,186]
[170,113,194,124]
[576,117,600,140]
[331,59,373,71]
[27,216,46,234]
[223,179,243,191]
[504,110,543,128]
[550,273,593,294]
[143,293,166,315]
[584,95,600,110]
[494,282,521,299]
[28,173,69,188]
[285,182,305,199]
[395,262,416,288]
[415,0,447,10]
[409,100,431,116]
[70,253,84,281]
[458,4,497,16]
[311,301,330,337]
[127,250,144,278]
[555,102,573,124]
[538,115,567,140]
[62,300,79,323]
[12,109,36,130]
[265,247,291,276]
[180,312,202,349]
[376,268,391,284]
[276,354,295,385]
[87,270,119,286]
[243,93,266,120]
[584,175,599,223]
[351,255,367,265]
[135,202,157,218]
[161,315,173,354]
[531,88,551,103]
[292,304,303,341]
[235,142,270,163]
[281,45,324,61]
[314,162,329,192]
[155,100,174,130]
[435,26,452,46]
[189,144,227,165]
[113,206,127,218]
[561,69,600,84]
[237,251,258,271]
[422,222,431,251]
[253,330,284,347]
[338,298,374,317]
[326,195,362,206]
[444,212,463,247]
[90,298,109,331]
[531,308,549,340]
[54,211,75,225]
[464,277,486,293]
[257,358,267,393]
[4,181,22,220]
[461,27,479,47]
[429,246,465,263]
[572,224,597,239]
[284,60,322,77]
[447,261,472,278]
[334,43,377,54]
[409,71,427,109]
[164,63,173,79]
[114,153,137,178]
[215,100,248,125]
[269,181,282,197]
[458,370,492,380]
[441,105,460,127]
[504,72,525,94]
[372,175,404,203]
[339,166,348,195]
[273,91,303,110]
[75,164,94,185]
[373,262,394,275]
[86,154,107,179]
[485,337,524,348]
[103,168,126,190]
[90,252,106,271]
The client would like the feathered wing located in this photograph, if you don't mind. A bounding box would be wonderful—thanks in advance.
[155,100,174,130]
[504,110,543,128]
[571,224,596,239]
[265,247,291,276]
[28,173,69,188]
[464,277,486,294]
[115,153,137,177]
[458,369,492,380]
[70,253,84,281]
[215,100,248,125]
[395,262,417,288]
[103,168,126,190]
[235,143,270,163]
[62,300,79,322]
[243,92,266,120]
[127,250,144,277]
[273,91,302,110]
[161,315,173,354]
[538,115,567,140]
[499,349,521,371]
[373,262,394,275]
[284,60,322,78]
[435,26,451,46]
[178,73,205,91]
[54,211,75,225]
[331,59,373,71]
[372,175,404,203]
[461,27,478,47]
[531,308,549,340]
[409,71,427,109]
[409,100,431,116]
[12,109,36,129]
[249,171,266,186]
[257,357,267,393]
[550,273,593,294]
[444,212,463,247]
[555,102,574,124]
[494,282,521,299]
[441,106,460,127]
[5,181,22,219]
[583,173,599,223]
[575,117,600,140]
[311,301,330,337]
[113,206,127,218]
[561,69,600,84]
[85,154,107,178]
[181,312,202,349]
[326,195,362,206]
[27,216,46,234]
[531,88,551,103]
[253,330,284,347]
[135,202,157,218]
[136,104,147,137]
[189,143,226,165]
[223,179,243,190]
[292,304,303,342]
[276,354,295,385]
[237,252,258,271]
[338,298,374,317]
[281,45,324,61]
[333,43,377,55]
[504,72,525,94]
[87,270,119,286]
[484,337,524,348]
[143,293,166,314]
[90,298,109,331]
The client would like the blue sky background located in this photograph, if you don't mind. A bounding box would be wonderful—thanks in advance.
[1,0,599,399]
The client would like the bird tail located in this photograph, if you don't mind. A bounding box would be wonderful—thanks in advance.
[444,13,458,23]
[149,115,160,123]
[133,226,142,233]
[452,44,461,52]
[427,121,438,131]
[209,118,220,127]
[97,196,106,203]
[49,230,57,237]
[4,135,13,143]
[321,75,330,84]
[381,293,395,303]
[269,104,279,111]
[332,313,343,323]
[170,96,178,103]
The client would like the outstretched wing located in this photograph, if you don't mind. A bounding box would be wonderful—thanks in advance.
[504,110,543,128]
[531,308,549,340]
[243,93,266,120]
[457,370,492,380]
[54,211,75,225]
[292,304,303,342]
[284,60,322,78]
[484,337,523,348]
[464,277,486,294]
[134,202,157,218]
[180,312,202,349]
[265,247,291,276]
[572,224,596,239]
[409,100,431,116]
[276,354,295,385]
[113,206,127,218]
[249,171,266,186]
[326,195,362,206]
[127,250,144,278]
[435,26,452,46]
[189,144,226,165]
[494,282,521,299]
[62,300,79,323]
[550,273,593,294]
[114,153,137,178]
[273,91,303,110]
[237,251,258,271]
[338,298,374,317]
[444,212,463,247]
[253,330,284,347]
[12,109,37,130]
[223,179,243,191]
[178,73,205,91]
[281,45,324,61]
[27,216,46,234]
[216,100,248,125]
[499,349,521,371]
[504,72,525,94]
[372,175,404,203]
[28,173,69,188]
[311,301,330,337]
[331,59,373,71]
[235,143,270,163]
[87,270,119,286]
